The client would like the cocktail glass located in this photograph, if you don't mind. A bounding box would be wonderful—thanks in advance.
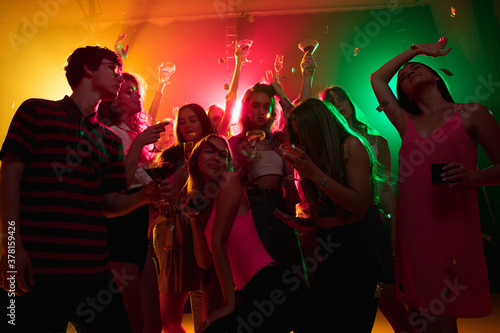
[237,39,253,64]
[242,130,266,158]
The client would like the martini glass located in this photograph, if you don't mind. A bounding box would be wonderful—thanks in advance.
[237,39,253,64]
[144,162,174,209]
[279,143,306,180]
[159,62,176,84]
[242,130,266,158]
[298,39,319,54]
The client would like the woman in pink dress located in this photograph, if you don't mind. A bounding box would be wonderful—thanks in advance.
[371,37,500,332]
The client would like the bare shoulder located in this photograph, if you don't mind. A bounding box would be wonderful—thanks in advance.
[343,136,369,161]
[218,171,243,194]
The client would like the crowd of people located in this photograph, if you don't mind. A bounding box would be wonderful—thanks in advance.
[1,35,499,333]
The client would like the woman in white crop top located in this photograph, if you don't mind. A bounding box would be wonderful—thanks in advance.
[227,82,307,285]
[184,135,305,333]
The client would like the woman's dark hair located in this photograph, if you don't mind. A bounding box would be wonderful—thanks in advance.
[396,62,455,115]
[320,85,372,134]
[65,46,122,89]
[157,104,215,170]
[174,103,214,146]
[239,83,283,133]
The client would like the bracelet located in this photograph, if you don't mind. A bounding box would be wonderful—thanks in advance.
[317,174,327,190]
[410,44,420,53]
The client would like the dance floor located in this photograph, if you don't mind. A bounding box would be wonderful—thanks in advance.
[179,293,500,333]
[66,293,500,332]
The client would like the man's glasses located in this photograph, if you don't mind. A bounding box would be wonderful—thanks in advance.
[100,62,122,77]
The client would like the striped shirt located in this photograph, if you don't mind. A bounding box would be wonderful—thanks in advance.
[0,96,127,283]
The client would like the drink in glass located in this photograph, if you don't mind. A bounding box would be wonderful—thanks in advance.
[242,130,266,158]
[159,62,176,83]
[237,39,253,64]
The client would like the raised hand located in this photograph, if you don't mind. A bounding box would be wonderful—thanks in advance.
[414,36,452,57]
[114,33,130,60]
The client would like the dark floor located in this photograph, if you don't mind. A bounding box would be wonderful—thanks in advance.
[66,293,500,332]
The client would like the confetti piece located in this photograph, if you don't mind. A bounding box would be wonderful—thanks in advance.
[374,282,384,298]
[291,67,295,73]
[439,68,453,76]
[218,58,226,64]
[259,59,264,64]
[224,83,229,90]
[353,47,359,56]
[326,25,329,35]
[447,257,458,265]
[11,102,15,108]
[450,7,456,18]
[241,12,255,23]
[376,100,390,112]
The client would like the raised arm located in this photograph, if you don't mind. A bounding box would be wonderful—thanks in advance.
[297,51,317,103]
[370,37,452,136]
[114,33,129,61]
[219,44,248,136]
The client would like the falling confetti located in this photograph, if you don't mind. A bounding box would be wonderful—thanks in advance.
[376,100,390,112]
[224,83,229,90]
[447,257,458,265]
[450,7,456,18]
[374,282,384,298]
[218,58,226,64]
[439,68,454,76]
[326,25,329,34]
[353,47,359,56]
[11,102,15,108]
[241,12,255,23]
[291,67,295,73]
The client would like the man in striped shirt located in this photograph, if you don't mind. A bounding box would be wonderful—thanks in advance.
[0,46,167,332]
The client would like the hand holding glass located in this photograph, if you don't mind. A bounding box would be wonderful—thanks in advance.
[242,130,266,158]
[159,62,176,84]
[237,39,253,64]
[144,162,173,208]
[279,143,306,180]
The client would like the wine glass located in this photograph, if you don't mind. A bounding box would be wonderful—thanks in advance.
[242,130,266,158]
[279,143,306,180]
[298,39,319,54]
[159,62,176,84]
[274,54,284,80]
[144,161,173,208]
[183,141,194,162]
[237,39,253,64]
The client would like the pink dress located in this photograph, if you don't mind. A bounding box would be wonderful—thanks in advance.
[396,106,492,318]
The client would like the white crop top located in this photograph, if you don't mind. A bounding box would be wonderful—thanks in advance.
[248,150,284,181]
